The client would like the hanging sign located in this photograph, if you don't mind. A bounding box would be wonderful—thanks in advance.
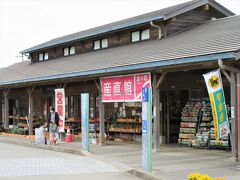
[55,88,65,133]
[142,87,152,172]
[203,69,230,140]
[101,73,151,102]
[81,93,90,152]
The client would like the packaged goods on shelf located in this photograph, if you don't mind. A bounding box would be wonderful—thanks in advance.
[117,118,136,123]
[179,133,195,139]
[210,140,228,147]
[180,122,197,128]
[200,122,211,127]
[178,100,202,146]
[193,131,209,147]
[180,128,196,133]
[181,117,198,122]
[178,139,193,145]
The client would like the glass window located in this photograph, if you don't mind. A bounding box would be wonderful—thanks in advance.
[101,39,108,49]
[94,40,101,50]
[64,47,69,56]
[131,31,140,42]
[39,53,44,61]
[141,29,150,40]
[70,46,75,55]
[44,52,48,60]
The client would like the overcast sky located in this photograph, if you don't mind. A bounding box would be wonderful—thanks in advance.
[0,0,239,68]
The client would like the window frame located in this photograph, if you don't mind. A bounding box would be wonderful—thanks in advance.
[131,29,150,43]
[38,53,44,61]
[141,29,150,41]
[93,38,108,50]
[101,38,108,49]
[63,46,76,56]
[64,47,69,56]
[44,52,48,60]
[38,52,48,61]
[69,46,75,55]
[131,31,140,43]
[94,40,101,50]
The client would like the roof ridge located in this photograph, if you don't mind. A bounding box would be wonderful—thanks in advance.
[20,0,234,54]
[47,0,200,42]
[161,14,239,40]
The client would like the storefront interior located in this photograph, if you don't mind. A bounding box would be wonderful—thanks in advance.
[0,66,234,152]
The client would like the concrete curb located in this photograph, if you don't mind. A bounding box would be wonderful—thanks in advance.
[128,169,163,180]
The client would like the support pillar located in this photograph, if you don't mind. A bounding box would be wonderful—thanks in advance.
[153,74,160,152]
[2,89,9,130]
[219,60,240,162]
[237,73,240,161]
[27,87,34,135]
[95,80,105,146]
[99,93,105,145]
[152,72,166,151]
[230,72,238,161]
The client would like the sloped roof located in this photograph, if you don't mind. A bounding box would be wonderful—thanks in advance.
[20,0,234,54]
[1,15,239,87]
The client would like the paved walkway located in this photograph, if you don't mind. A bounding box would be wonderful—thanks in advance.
[0,135,240,180]
[0,142,141,180]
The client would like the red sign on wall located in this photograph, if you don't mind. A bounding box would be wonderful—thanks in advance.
[101,73,151,102]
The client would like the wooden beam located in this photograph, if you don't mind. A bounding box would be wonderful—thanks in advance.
[202,4,209,11]
[94,80,100,91]
[237,73,240,161]
[168,17,177,23]
[95,79,105,145]
[156,72,167,88]
[230,72,238,161]
[153,74,160,152]
[99,92,105,146]
[63,83,68,88]
[221,69,231,83]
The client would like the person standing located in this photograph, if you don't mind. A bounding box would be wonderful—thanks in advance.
[48,106,60,145]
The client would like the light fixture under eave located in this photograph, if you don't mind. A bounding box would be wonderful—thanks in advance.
[171,85,176,89]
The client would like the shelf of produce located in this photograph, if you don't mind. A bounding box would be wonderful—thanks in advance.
[17,123,39,128]
[65,120,81,123]
[116,118,141,123]
[116,121,142,124]
[9,116,27,120]
[109,128,141,134]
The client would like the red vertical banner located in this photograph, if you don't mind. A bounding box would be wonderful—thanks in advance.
[55,88,65,133]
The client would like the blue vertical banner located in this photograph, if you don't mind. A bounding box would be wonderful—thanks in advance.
[81,93,89,152]
[142,87,152,172]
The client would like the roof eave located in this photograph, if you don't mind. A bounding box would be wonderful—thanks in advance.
[1,52,236,87]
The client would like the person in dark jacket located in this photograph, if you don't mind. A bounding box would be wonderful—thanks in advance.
[48,106,60,145]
